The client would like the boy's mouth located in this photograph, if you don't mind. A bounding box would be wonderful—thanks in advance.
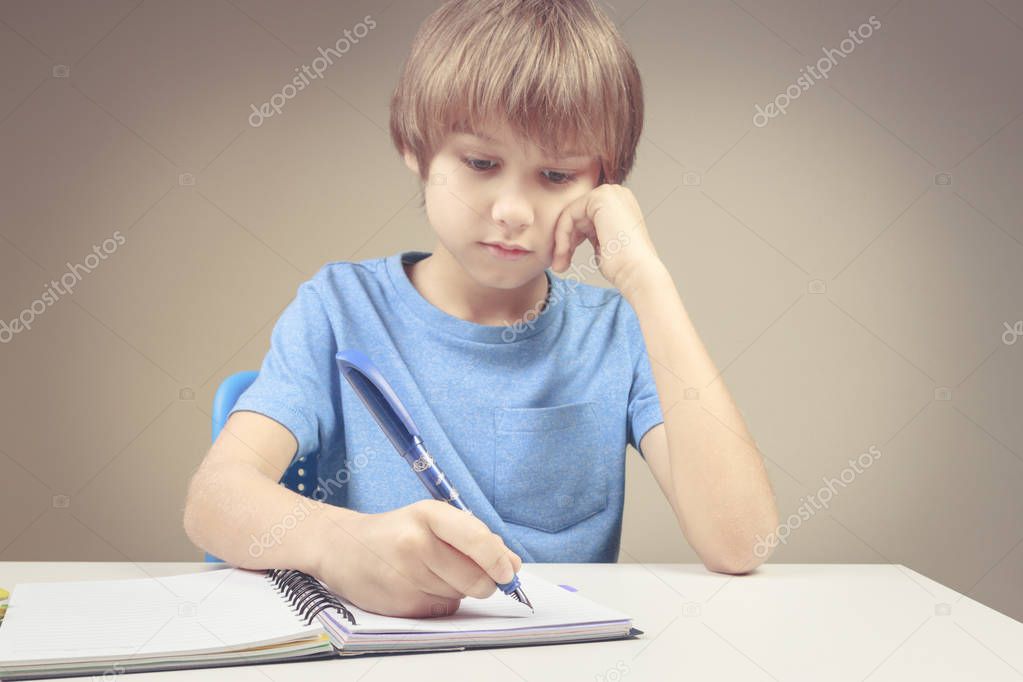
[480,242,531,260]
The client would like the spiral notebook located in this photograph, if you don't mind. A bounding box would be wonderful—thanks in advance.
[0,566,639,680]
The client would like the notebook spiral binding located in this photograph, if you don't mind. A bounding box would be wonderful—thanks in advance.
[266,568,358,627]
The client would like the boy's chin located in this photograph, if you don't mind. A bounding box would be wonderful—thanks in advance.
[464,255,544,291]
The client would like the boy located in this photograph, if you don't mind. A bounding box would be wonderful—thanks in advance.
[184,0,778,618]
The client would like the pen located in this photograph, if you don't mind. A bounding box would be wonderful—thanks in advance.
[336,349,533,612]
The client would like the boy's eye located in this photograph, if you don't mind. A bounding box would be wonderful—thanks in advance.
[463,157,496,172]
[541,170,575,185]
[461,157,576,186]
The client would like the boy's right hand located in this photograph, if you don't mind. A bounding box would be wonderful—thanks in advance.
[313,500,523,618]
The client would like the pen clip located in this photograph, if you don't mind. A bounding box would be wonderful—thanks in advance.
[336,349,422,458]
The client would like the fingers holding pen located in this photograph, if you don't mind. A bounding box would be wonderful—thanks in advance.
[420,501,519,586]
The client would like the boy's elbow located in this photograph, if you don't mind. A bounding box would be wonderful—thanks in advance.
[688,506,779,575]
[702,549,767,575]
[182,480,201,547]
[700,525,777,574]
[182,466,213,549]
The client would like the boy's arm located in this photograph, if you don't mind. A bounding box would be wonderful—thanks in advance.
[182,410,522,618]
[182,410,349,572]
[550,185,778,573]
[628,265,780,575]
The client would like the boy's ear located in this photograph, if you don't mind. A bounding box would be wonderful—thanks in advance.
[402,149,420,175]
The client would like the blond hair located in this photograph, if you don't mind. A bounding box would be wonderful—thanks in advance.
[389,0,643,188]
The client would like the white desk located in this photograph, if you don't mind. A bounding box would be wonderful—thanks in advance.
[1,562,1020,681]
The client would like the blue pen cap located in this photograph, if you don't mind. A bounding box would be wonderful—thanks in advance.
[336,350,422,462]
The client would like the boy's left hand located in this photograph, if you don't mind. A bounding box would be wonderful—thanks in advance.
[549,184,664,295]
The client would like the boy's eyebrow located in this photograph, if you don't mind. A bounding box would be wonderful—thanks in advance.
[460,132,589,160]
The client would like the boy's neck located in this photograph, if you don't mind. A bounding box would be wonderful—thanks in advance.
[403,245,549,327]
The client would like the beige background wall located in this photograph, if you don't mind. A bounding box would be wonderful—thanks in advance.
[1,0,1021,625]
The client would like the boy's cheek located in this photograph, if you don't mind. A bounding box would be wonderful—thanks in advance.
[435,172,480,210]
[536,232,558,265]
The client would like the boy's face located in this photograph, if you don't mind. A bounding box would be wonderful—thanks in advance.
[404,119,602,290]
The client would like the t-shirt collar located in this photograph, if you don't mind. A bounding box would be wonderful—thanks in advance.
[385,251,563,344]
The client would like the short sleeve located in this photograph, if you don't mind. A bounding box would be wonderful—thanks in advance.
[228,274,341,463]
[622,302,664,459]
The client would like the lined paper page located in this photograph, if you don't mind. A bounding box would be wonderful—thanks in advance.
[0,568,322,664]
[346,569,631,634]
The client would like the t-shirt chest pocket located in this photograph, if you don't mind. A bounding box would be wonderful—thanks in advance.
[492,401,609,533]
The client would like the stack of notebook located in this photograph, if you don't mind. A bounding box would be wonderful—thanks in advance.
[0,566,638,679]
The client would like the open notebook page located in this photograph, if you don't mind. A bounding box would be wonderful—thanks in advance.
[0,568,322,665]
[339,568,631,634]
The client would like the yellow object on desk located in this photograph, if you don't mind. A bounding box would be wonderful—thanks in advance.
[0,586,8,622]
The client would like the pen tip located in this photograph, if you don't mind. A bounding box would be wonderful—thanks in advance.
[513,588,534,612]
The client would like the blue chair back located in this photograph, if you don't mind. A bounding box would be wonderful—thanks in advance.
[204,370,319,562]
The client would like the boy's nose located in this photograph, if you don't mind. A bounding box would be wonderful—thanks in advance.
[490,189,534,234]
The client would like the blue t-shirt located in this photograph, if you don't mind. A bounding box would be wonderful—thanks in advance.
[230,250,664,562]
